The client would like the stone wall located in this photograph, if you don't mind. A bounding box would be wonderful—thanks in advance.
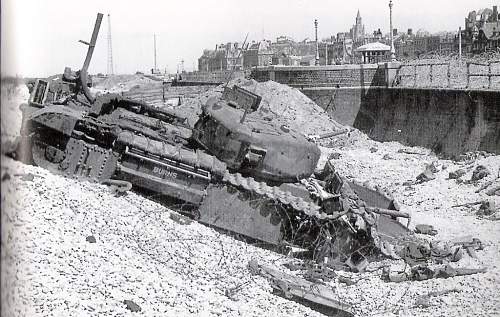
[179,70,246,84]
[303,87,500,156]
[250,64,400,88]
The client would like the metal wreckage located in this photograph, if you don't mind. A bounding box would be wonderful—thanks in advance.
[13,13,485,314]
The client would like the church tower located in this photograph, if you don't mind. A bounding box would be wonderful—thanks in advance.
[351,9,365,43]
[356,10,362,25]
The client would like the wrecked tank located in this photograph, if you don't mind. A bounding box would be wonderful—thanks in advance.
[16,13,409,268]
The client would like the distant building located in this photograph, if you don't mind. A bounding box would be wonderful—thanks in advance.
[225,42,244,70]
[394,30,441,60]
[198,49,226,72]
[293,39,317,56]
[463,5,500,54]
[437,32,456,55]
[299,55,317,66]
[270,36,295,56]
[243,40,274,68]
[268,36,317,65]
[318,39,356,65]
[198,42,244,72]
[271,52,298,66]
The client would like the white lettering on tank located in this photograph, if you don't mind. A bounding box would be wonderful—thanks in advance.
[153,166,178,179]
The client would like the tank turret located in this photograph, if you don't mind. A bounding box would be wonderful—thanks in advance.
[192,85,321,183]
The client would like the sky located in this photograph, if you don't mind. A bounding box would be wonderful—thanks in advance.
[1,0,497,77]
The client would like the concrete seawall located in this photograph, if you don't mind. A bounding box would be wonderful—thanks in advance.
[303,87,500,156]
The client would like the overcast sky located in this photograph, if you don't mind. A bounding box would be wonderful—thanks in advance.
[1,0,497,77]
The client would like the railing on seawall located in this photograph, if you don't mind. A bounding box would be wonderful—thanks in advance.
[466,61,500,90]
[395,59,500,90]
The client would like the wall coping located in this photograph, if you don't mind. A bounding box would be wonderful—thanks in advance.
[254,64,383,71]
[387,86,500,93]
[301,86,388,91]
[302,86,500,94]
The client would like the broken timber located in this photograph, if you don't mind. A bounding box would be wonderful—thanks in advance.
[248,259,353,315]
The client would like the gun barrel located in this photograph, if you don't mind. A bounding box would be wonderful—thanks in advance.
[81,13,103,103]
[82,13,103,73]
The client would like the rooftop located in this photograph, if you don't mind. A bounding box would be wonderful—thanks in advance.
[356,42,391,52]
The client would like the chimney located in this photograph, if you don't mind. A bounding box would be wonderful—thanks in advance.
[393,28,398,36]
[493,6,498,21]
[408,28,413,36]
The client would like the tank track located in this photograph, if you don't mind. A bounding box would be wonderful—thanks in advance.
[221,172,331,220]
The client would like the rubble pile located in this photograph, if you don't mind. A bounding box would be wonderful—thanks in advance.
[178,78,345,136]
[92,74,160,94]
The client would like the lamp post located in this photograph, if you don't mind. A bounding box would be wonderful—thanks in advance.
[315,19,320,65]
[458,27,462,59]
[389,0,396,61]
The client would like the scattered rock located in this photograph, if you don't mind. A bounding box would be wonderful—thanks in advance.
[486,184,500,196]
[414,296,431,308]
[86,235,96,243]
[2,171,11,182]
[427,162,439,174]
[475,180,497,193]
[382,263,411,283]
[471,165,490,181]
[477,199,497,216]
[456,151,490,162]
[449,168,466,180]
[328,152,341,160]
[382,154,393,160]
[103,179,132,196]
[414,289,460,308]
[370,147,378,153]
[337,276,357,286]
[345,252,369,273]
[1,138,19,156]
[416,165,436,183]
[415,224,438,236]
[397,148,426,155]
[19,173,35,182]
[169,213,193,225]
[123,300,141,312]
